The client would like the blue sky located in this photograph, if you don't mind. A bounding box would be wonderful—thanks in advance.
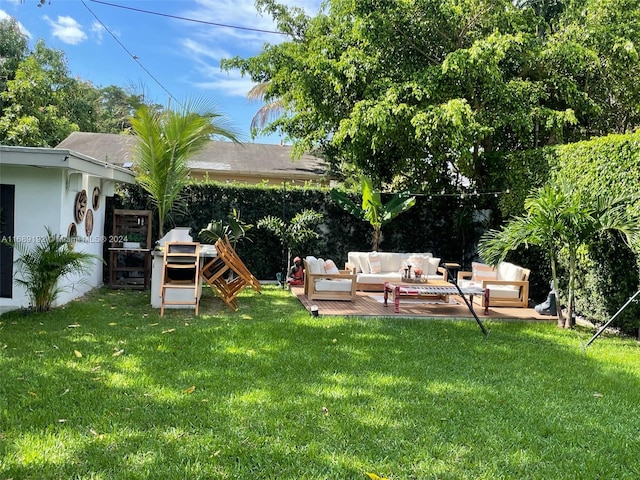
[0,0,322,144]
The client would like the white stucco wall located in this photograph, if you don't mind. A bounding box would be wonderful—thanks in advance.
[0,165,111,311]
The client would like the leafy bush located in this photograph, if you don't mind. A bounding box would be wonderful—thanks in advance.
[4,227,102,311]
[552,133,640,335]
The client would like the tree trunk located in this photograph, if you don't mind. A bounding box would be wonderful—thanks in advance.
[550,251,565,328]
[564,249,577,329]
[372,228,381,251]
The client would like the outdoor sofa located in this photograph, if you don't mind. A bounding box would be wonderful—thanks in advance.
[345,251,446,291]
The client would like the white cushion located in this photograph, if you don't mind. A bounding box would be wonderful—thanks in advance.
[497,262,523,282]
[427,257,441,275]
[355,253,370,274]
[314,278,353,292]
[357,272,403,284]
[487,285,521,299]
[347,251,434,275]
[347,252,362,273]
[472,262,497,281]
[306,256,324,275]
[368,252,382,274]
[324,259,339,274]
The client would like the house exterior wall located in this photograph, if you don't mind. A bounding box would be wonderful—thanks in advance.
[0,165,110,312]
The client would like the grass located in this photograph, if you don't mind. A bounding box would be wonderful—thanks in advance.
[1,285,640,479]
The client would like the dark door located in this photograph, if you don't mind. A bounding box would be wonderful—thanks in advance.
[0,184,15,298]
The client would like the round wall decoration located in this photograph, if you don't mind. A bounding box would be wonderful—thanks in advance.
[75,190,87,223]
[85,209,94,236]
[92,186,101,210]
[67,223,77,250]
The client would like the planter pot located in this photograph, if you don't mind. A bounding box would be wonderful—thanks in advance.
[123,242,141,249]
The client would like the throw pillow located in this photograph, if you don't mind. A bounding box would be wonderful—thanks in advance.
[427,257,441,275]
[307,257,324,275]
[368,252,382,274]
[357,253,370,274]
[324,259,340,274]
[472,262,497,281]
[405,255,425,272]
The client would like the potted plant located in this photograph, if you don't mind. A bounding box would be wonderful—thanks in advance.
[123,233,145,249]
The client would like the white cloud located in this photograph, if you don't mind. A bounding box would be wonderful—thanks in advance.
[0,9,31,37]
[90,21,104,43]
[192,68,256,98]
[181,37,229,63]
[45,15,87,45]
[175,0,323,100]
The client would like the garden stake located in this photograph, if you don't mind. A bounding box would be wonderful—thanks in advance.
[585,290,640,348]
[445,265,490,338]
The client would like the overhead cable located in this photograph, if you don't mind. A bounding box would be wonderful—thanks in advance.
[80,0,180,107]
[88,0,287,35]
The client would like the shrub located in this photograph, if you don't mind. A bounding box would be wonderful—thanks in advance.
[5,227,103,311]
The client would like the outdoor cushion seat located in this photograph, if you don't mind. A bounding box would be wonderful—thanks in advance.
[457,261,530,308]
[313,278,354,292]
[304,256,357,301]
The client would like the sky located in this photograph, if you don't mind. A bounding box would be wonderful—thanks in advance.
[0,0,322,144]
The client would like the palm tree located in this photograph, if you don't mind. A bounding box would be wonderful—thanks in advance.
[478,181,640,328]
[257,209,323,278]
[247,81,284,134]
[199,209,254,250]
[331,175,416,251]
[5,227,102,311]
[131,97,241,237]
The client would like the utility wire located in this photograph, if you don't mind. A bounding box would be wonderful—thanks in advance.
[80,0,181,107]
[88,0,287,35]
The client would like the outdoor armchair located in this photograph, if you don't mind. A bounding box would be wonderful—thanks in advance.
[457,262,530,308]
[304,256,357,301]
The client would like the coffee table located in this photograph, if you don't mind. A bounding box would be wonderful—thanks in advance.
[383,280,490,336]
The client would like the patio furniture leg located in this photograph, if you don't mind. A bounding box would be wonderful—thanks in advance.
[383,282,389,307]
[394,285,400,314]
[484,288,490,315]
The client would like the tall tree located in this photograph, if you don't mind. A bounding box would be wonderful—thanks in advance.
[0,18,29,115]
[0,40,97,146]
[223,0,640,194]
[97,85,146,133]
[131,98,241,238]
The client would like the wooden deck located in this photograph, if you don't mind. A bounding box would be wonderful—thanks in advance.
[290,286,555,322]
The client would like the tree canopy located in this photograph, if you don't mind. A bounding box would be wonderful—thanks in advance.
[0,18,160,146]
[222,0,640,193]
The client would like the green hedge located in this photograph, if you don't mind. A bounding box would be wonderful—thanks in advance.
[107,182,497,284]
[552,133,640,335]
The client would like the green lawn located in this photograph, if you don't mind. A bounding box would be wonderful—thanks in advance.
[1,285,639,479]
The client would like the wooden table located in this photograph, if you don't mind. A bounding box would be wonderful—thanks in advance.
[383,280,490,318]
